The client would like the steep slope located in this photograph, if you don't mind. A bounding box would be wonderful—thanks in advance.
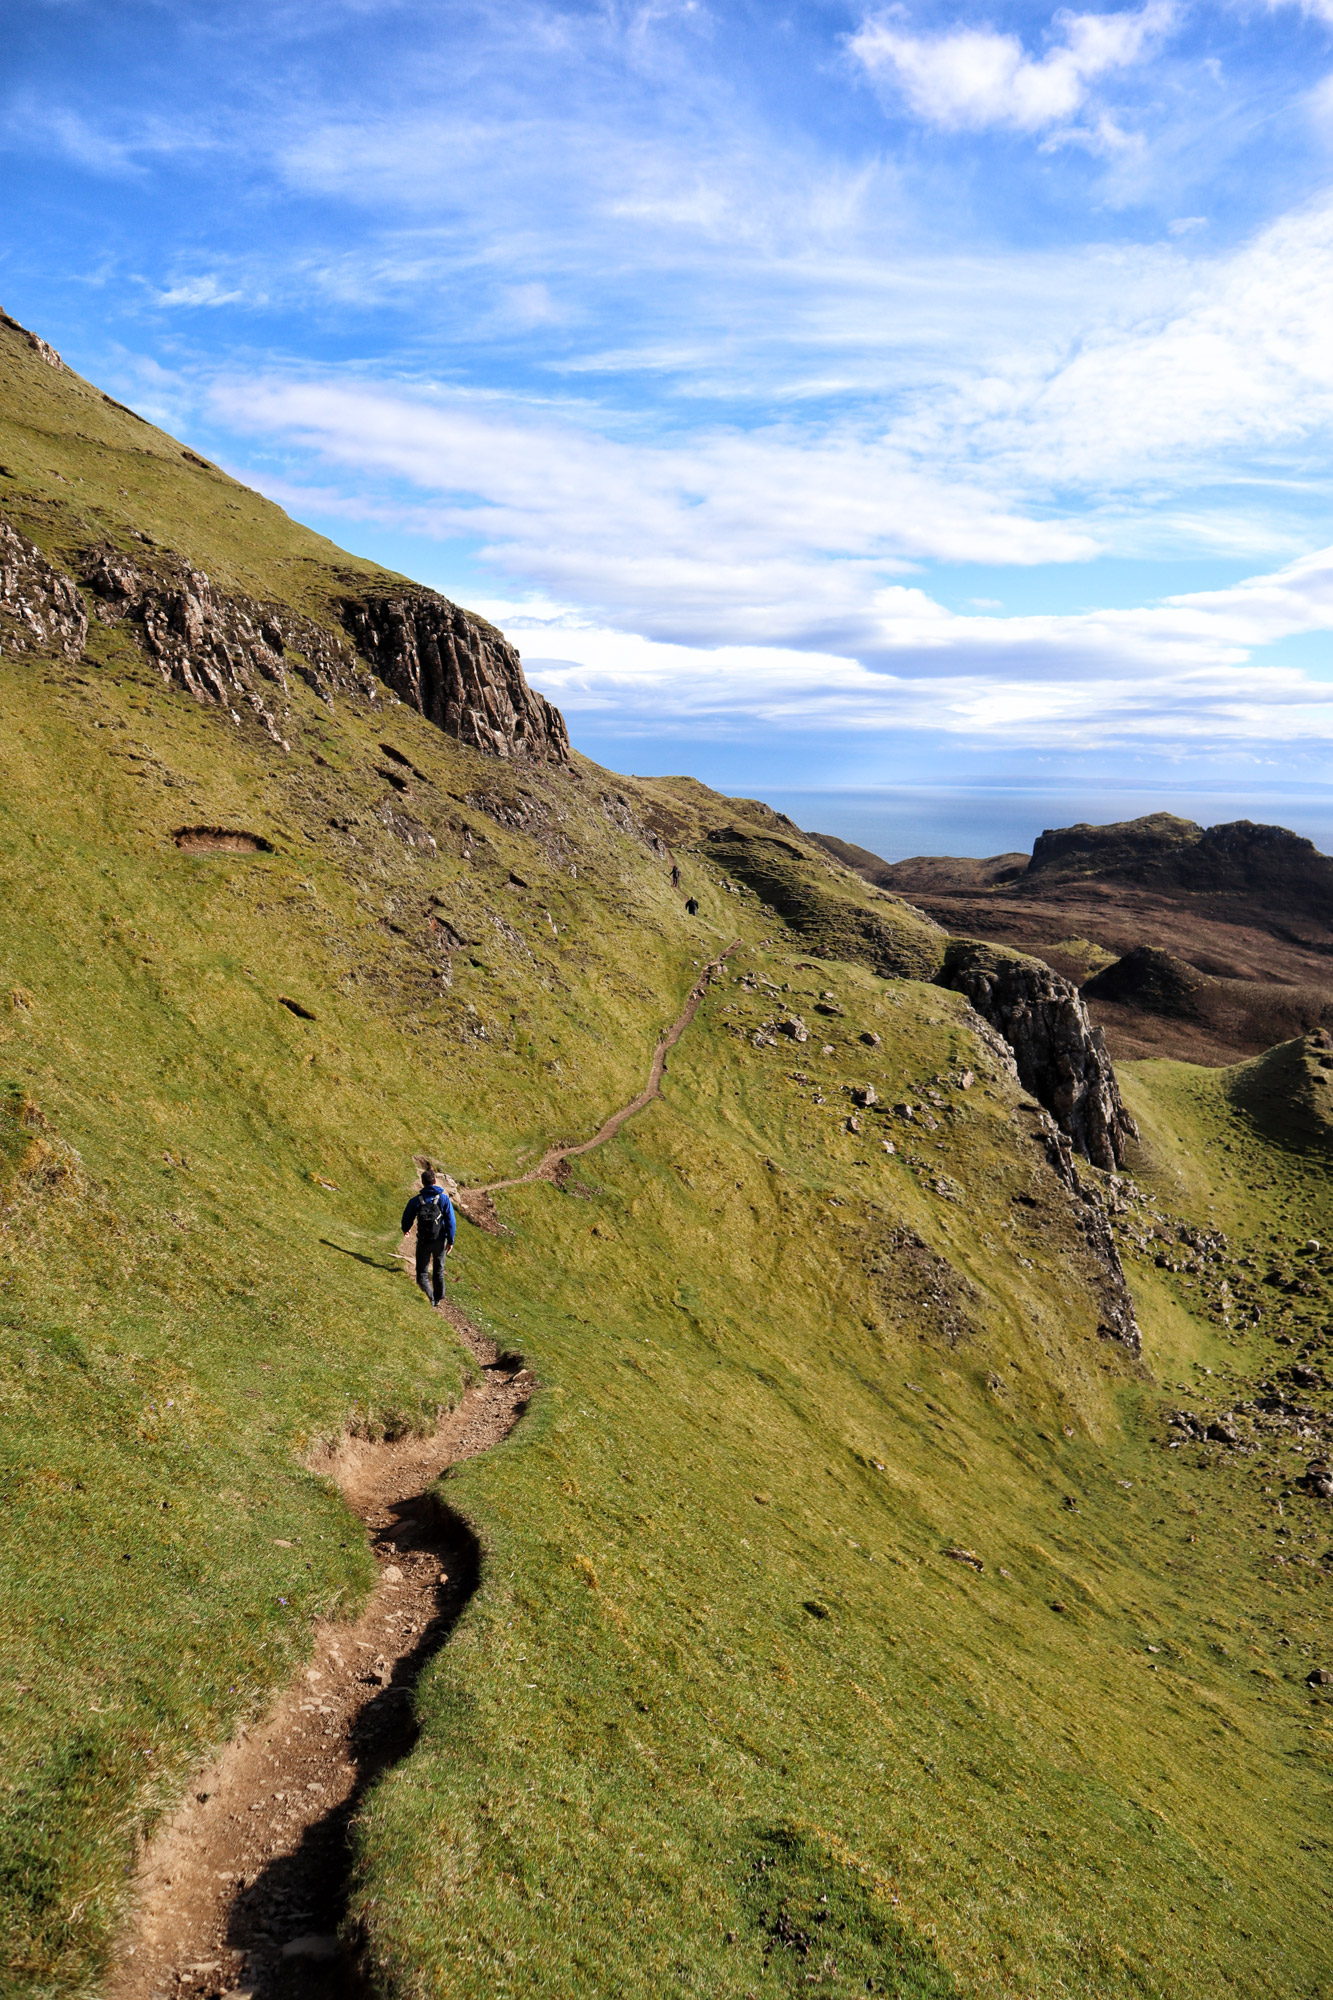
[0,317,1330,2000]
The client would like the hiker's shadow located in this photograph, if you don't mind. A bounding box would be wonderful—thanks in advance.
[318,1239,398,1272]
[223,1498,484,1996]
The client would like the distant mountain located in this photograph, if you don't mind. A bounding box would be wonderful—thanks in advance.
[812,812,1333,1064]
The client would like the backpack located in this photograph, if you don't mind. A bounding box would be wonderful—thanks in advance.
[418,1189,446,1243]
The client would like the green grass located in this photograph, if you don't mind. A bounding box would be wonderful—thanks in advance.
[0,316,1330,1998]
[346,978,1333,1999]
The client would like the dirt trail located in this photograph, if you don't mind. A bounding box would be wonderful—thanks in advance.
[451,945,738,1229]
[109,1314,531,2000]
[110,946,737,1997]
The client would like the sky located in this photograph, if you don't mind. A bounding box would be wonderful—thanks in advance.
[5,0,1333,853]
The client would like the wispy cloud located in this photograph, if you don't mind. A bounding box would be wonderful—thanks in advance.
[155,274,244,308]
[210,188,1333,641]
[13,0,1333,786]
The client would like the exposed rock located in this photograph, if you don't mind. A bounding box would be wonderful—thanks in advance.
[1206,1419,1239,1445]
[80,544,370,748]
[0,308,65,370]
[1307,1667,1332,1687]
[600,791,668,852]
[339,588,568,764]
[0,519,87,660]
[851,1085,878,1108]
[938,940,1137,1169]
[777,1015,809,1042]
[1027,813,1333,912]
[377,800,438,855]
[1018,1105,1142,1353]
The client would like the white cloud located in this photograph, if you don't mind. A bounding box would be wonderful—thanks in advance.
[849,2,1175,134]
[1268,0,1333,22]
[482,545,1333,749]
[211,188,1333,636]
[214,374,1097,656]
[155,275,243,308]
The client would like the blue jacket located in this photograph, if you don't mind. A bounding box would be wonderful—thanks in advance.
[401,1187,456,1248]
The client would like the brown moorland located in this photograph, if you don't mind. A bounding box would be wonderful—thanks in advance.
[813,814,1333,1064]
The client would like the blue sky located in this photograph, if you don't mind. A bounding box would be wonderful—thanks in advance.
[6,0,1333,843]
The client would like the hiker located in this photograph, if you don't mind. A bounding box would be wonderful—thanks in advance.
[670,862,681,888]
[401,1167,456,1308]
[685,896,699,915]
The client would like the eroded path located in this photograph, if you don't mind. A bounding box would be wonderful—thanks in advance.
[453,947,736,1229]
[110,946,736,1998]
[109,1319,531,2000]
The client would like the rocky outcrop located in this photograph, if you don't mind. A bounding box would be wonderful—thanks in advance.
[1025,814,1333,917]
[0,308,65,370]
[1038,1117,1143,1352]
[0,520,87,659]
[338,589,569,765]
[80,546,373,749]
[940,940,1138,1170]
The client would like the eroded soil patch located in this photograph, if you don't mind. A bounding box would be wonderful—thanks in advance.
[173,828,274,855]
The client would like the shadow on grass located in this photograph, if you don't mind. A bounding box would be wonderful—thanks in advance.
[318,1240,399,1272]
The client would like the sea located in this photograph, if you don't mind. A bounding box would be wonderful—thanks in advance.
[760,787,1333,867]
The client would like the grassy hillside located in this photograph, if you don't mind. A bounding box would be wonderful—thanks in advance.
[1,316,1331,1999]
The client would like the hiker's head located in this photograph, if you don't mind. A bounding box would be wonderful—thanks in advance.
[421,1168,437,1188]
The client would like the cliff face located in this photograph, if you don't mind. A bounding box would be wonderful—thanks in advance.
[1026,813,1333,912]
[940,940,1138,1170]
[339,589,569,766]
[1,518,572,768]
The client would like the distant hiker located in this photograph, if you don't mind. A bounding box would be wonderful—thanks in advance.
[671,863,681,888]
[685,896,699,915]
[401,1168,455,1308]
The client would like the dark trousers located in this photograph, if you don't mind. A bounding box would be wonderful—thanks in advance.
[415,1231,445,1305]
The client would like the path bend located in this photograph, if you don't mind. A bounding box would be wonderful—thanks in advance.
[451,942,739,1229]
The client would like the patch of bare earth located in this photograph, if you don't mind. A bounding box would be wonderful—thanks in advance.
[108,1311,531,2000]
